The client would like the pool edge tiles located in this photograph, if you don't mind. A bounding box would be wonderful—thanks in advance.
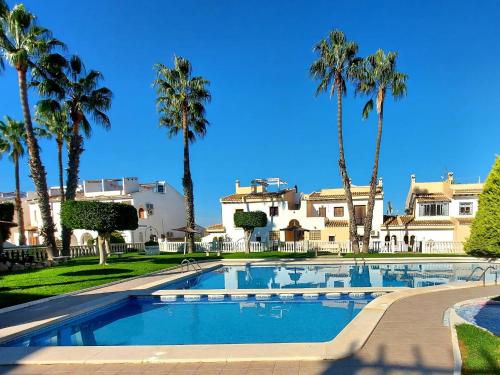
[1,294,373,348]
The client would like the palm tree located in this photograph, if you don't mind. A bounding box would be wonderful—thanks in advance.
[352,49,407,253]
[310,30,361,253]
[0,116,27,245]
[33,55,112,254]
[153,56,211,253]
[0,4,64,258]
[35,100,70,202]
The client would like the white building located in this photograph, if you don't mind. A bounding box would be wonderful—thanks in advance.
[23,177,186,246]
[204,178,384,245]
[380,172,483,251]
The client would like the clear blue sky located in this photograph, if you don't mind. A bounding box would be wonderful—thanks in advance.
[0,0,499,226]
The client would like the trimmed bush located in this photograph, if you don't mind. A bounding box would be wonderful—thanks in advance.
[234,211,267,253]
[0,202,15,244]
[110,231,125,244]
[61,201,138,264]
[465,157,500,257]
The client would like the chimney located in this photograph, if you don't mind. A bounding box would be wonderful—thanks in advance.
[410,174,416,185]
[235,179,240,192]
[377,177,383,188]
[447,172,454,184]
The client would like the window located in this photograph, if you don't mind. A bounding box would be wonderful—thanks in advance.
[354,205,366,225]
[459,202,473,216]
[157,184,165,193]
[235,209,243,214]
[318,207,327,217]
[334,207,344,217]
[309,230,321,240]
[269,231,280,241]
[256,236,262,242]
[269,206,279,217]
[328,235,335,242]
[419,202,449,216]
[138,208,146,219]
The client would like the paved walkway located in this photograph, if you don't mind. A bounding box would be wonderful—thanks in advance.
[0,284,498,374]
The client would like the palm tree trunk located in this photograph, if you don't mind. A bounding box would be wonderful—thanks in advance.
[362,92,385,253]
[61,121,83,255]
[57,137,65,202]
[14,154,26,246]
[336,79,360,253]
[17,69,57,258]
[182,109,195,253]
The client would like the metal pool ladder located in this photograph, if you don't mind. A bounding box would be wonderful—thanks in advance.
[466,265,499,286]
[181,258,203,274]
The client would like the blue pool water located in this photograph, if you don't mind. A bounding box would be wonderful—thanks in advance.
[456,301,500,335]
[2,295,371,346]
[160,263,498,290]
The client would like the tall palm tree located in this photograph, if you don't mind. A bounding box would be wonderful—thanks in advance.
[33,55,112,254]
[35,100,70,202]
[310,30,361,253]
[0,116,27,245]
[352,49,407,253]
[153,56,211,253]
[0,4,64,258]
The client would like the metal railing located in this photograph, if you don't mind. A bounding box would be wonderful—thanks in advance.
[466,265,499,286]
[180,258,203,273]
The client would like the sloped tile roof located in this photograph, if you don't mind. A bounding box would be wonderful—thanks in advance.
[325,220,349,227]
[383,215,453,227]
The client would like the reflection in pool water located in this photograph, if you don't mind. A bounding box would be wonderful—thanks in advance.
[162,263,499,290]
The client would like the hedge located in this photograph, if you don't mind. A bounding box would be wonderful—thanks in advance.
[234,211,267,230]
[60,201,138,234]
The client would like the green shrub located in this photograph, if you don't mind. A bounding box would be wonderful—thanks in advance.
[465,157,500,257]
[110,231,125,244]
[145,240,159,246]
[61,201,138,264]
[61,201,138,234]
[0,202,15,242]
[234,211,267,253]
[234,211,267,230]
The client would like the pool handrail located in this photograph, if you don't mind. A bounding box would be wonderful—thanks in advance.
[180,258,203,274]
[466,265,498,286]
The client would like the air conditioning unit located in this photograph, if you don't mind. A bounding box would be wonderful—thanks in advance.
[370,230,379,237]
[145,203,154,216]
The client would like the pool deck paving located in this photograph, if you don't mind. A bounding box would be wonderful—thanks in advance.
[0,259,499,374]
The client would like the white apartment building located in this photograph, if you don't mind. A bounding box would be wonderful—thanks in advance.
[22,177,186,246]
[380,172,483,251]
[204,178,384,244]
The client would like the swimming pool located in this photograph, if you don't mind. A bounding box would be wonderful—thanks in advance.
[456,300,500,335]
[160,263,499,290]
[1,294,372,347]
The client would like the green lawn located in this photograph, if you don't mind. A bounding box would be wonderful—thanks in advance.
[0,250,471,309]
[456,324,500,374]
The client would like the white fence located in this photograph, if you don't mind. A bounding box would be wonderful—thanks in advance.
[159,240,466,254]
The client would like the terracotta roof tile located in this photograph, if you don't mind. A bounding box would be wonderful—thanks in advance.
[325,220,349,227]
[308,189,382,201]
[383,216,453,227]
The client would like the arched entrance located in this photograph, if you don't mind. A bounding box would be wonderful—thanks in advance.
[81,232,94,246]
[285,220,304,241]
[70,235,78,246]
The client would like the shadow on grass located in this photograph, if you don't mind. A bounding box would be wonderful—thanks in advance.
[59,268,133,277]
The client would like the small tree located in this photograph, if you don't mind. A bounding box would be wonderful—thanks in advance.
[465,157,500,257]
[0,202,15,252]
[234,211,267,253]
[61,201,138,264]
